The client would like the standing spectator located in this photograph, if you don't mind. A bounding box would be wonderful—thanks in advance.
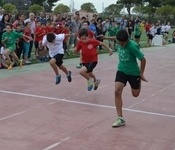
[12,14,25,29]
[69,14,81,48]
[120,15,128,29]
[0,14,11,48]
[23,22,32,64]
[24,13,36,60]
[172,30,175,43]
[0,8,5,21]
[15,23,24,59]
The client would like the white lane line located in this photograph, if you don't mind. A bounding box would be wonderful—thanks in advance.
[42,137,71,150]
[0,90,175,119]
[0,111,26,121]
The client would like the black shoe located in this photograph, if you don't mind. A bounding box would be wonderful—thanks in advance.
[67,71,72,82]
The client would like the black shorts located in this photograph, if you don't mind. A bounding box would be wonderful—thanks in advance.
[50,53,64,67]
[147,34,153,40]
[115,71,140,89]
[134,35,141,39]
[34,41,39,49]
[83,61,97,73]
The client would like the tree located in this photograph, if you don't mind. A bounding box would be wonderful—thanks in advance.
[155,5,175,23]
[4,0,31,12]
[29,4,44,15]
[103,4,123,17]
[80,2,97,13]
[3,3,17,14]
[31,0,59,12]
[53,3,70,14]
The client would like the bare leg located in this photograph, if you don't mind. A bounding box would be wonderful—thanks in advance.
[115,82,125,117]
[79,66,90,80]
[49,58,59,76]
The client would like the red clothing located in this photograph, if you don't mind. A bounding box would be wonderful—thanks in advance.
[35,27,46,42]
[23,28,31,42]
[45,26,55,34]
[61,27,69,43]
[145,24,151,33]
[54,25,63,34]
[76,39,100,63]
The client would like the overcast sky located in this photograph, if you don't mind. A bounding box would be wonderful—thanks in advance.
[55,0,117,13]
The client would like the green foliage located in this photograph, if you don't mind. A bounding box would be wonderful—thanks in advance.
[31,0,58,12]
[80,2,97,13]
[103,4,123,17]
[53,3,70,14]
[29,4,44,15]
[3,3,17,14]
[156,5,175,23]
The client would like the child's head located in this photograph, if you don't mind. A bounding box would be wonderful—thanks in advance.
[41,22,46,28]
[78,28,89,43]
[25,21,31,28]
[16,23,22,30]
[116,29,129,47]
[5,24,13,32]
[47,33,56,43]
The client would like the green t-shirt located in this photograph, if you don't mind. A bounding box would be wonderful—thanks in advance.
[108,26,120,36]
[2,31,23,47]
[134,24,141,36]
[117,40,144,76]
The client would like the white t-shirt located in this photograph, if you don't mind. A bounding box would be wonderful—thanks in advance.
[0,47,6,59]
[42,34,65,57]
[165,25,171,32]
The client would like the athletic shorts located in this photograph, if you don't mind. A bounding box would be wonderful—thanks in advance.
[115,71,140,89]
[50,53,64,67]
[82,61,97,73]
[7,45,16,52]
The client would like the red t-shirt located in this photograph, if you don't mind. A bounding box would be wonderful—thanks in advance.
[23,28,31,42]
[35,27,46,42]
[76,39,100,63]
[61,27,69,43]
[45,26,55,34]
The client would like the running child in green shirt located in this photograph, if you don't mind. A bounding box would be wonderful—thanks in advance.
[2,23,33,69]
[101,29,147,127]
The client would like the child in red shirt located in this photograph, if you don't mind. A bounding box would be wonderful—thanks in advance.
[74,28,113,91]
[23,22,32,64]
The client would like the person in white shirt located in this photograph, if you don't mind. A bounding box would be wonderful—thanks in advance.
[40,33,72,85]
[164,22,171,43]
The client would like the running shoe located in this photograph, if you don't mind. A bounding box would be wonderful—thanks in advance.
[112,117,126,128]
[67,70,72,82]
[87,78,94,91]
[94,79,101,90]
[55,75,61,85]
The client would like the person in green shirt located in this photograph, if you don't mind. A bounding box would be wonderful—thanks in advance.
[101,29,147,127]
[2,23,32,69]
[134,21,142,45]
[113,29,147,127]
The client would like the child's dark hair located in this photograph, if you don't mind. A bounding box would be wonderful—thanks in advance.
[24,21,30,27]
[78,28,88,38]
[6,23,13,29]
[116,29,129,42]
[47,33,56,43]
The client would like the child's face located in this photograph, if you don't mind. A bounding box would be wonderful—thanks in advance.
[117,40,128,47]
[6,25,12,32]
[80,35,89,43]
[16,25,22,30]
